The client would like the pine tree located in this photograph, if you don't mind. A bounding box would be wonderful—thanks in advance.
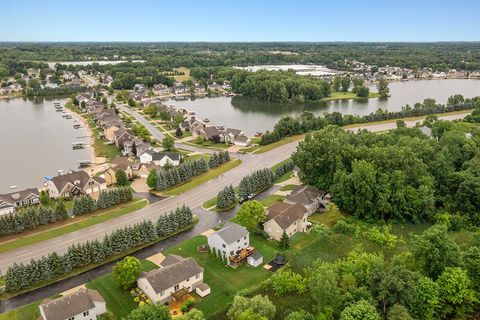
[55,200,68,220]
[279,231,290,249]
[146,169,158,189]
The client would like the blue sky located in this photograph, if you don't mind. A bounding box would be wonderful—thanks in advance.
[1,0,479,42]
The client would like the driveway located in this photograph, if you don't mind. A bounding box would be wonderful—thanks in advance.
[131,178,149,193]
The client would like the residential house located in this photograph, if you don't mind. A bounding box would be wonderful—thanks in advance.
[114,127,135,149]
[207,223,250,265]
[285,185,329,215]
[46,170,106,199]
[173,82,187,95]
[233,135,251,147]
[134,84,146,92]
[39,288,106,320]
[192,126,222,142]
[221,128,243,144]
[153,84,171,95]
[104,123,123,142]
[139,150,180,167]
[137,255,207,305]
[104,156,135,186]
[123,138,151,157]
[0,188,40,215]
[263,202,309,240]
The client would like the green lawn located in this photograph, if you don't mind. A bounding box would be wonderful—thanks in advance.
[0,295,61,320]
[241,135,304,154]
[162,159,242,196]
[184,139,230,150]
[319,91,381,102]
[259,195,285,207]
[279,184,296,192]
[86,260,158,319]
[308,210,344,228]
[0,199,148,253]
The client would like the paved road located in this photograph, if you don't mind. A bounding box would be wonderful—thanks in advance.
[0,112,470,273]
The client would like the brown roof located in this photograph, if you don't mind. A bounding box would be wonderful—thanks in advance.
[286,185,324,207]
[39,288,104,320]
[202,126,221,139]
[111,156,134,171]
[0,188,39,204]
[267,202,308,229]
[50,170,91,193]
[140,256,203,293]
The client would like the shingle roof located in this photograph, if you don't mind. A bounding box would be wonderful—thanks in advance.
[202,126,221,139]
[39,288,104,320]
[50,170,91,193]
[286,185,324,207]
[267,202,308,229]
[211,223,249,245]
[140,256,203,293]
[0,188,39,204]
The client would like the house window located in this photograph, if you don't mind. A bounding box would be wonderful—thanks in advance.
[244,242,247,246]
[160,290,165,296]
[244,236,246,240]
[83,310,90,316]
[237,239,240,243]
[186,278,190,282]
[222,244,226,248]
[68,317,74,320]
[174,284,180,291]
[230,251,234,256]
[196,274,200,279]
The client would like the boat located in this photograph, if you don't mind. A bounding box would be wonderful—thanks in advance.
[65,115,72,119]
[77,160,92,167]
[73,124,82,129]
[9,185,18,190]
[72,142,85,149]
[55,108,63,112]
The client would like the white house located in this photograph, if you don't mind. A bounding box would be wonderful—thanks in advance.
[207,223,250,265]
[46,170,107,199]
[39,288,106,320]
[139,150,180,167]
[0,188,40,216]
[233,135,252,147]
[137,255,207,305]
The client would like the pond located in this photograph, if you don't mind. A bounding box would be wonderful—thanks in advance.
[167,79,480,135]
[0,97,92,193]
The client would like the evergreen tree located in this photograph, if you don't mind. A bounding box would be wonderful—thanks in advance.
[279,231,290,249]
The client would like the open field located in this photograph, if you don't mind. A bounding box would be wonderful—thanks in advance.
[0,199,148,253]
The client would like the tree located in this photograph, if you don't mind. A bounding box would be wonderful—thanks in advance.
[162,136,175,151]
[39,190,53,206]
[236,200,267,231]
[309,263,341,314]
[286,310,315,320]
[436,267,475,318]
[412,224,461,279]
[340,76,351,92]
[340,300,380,320]
[356,85,370,97]
[146,169,158,189]
[116,169,129,186]
[279,231,290,249]
[125,304,171,320]
[270,269,305,296]
[387,304,412,320]
[377,77,390,98]
[175,127,183,137]
[178,309,205,320]
[227,295,276,320]
[113,256,142,290]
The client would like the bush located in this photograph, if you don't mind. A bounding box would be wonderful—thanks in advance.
[332,218,357,234]
[365,225,399,248]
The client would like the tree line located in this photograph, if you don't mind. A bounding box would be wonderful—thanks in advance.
[292,120,480,224]
[0,201,68,237]
[150,152,230,191]
[4,205,194,293]
[72,187,133,215]
[260,95,480,145]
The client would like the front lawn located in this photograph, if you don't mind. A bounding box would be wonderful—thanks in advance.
[0,199,149,253]
[185,139,230,150]
[162,159,242,196]
[259,195,285,207]
[86,260,158,319]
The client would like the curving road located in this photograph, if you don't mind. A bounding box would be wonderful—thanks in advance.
[0,111,470,273]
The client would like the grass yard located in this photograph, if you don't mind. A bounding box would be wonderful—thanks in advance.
[259,195,285,207]
[0,295,61,320]
[0,199,148,253]
[242,134,304,154]
[184,139,230,150]
[279,184,296,192]
[164,235,279,317]
[308,209,345,228]
[86,260,158,319]
[162,159,242,196]
[319,91,381,102]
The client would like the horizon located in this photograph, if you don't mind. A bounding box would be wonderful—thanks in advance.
[1,0,479,42]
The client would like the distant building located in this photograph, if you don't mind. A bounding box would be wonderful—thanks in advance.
[39,288,106,320]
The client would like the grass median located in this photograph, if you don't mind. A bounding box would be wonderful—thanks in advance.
[242,134,304,154]
[162,159,242,196]
[0,199,148,253]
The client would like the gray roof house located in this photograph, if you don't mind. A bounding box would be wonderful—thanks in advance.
[264,202,309,240]
[285,185,329,215]
[137,255,206,305]
[207,223,250,265]
[0,188,40,216]
[39,288,106,320]
[46,170,107,199]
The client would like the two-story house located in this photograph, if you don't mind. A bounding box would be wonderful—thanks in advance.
[207,223,250,265]
[46,170,107,199]
[285,185,330,215]
[139,150,180,167]
[39,288,106,320]
[137,255,209,305]
[0,188,40,215]
[263,202,309,240]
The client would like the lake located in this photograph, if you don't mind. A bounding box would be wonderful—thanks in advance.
[168,79,480,135]
[0,98,92,193]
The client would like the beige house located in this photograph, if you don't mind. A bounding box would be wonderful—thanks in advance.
[263,202,309,240]
[39,288,106,320]
[137,255,208,305]
[46,170,106,199]
[104,124,122,141]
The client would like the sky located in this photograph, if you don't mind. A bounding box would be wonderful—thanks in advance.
[0,0,479,42]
